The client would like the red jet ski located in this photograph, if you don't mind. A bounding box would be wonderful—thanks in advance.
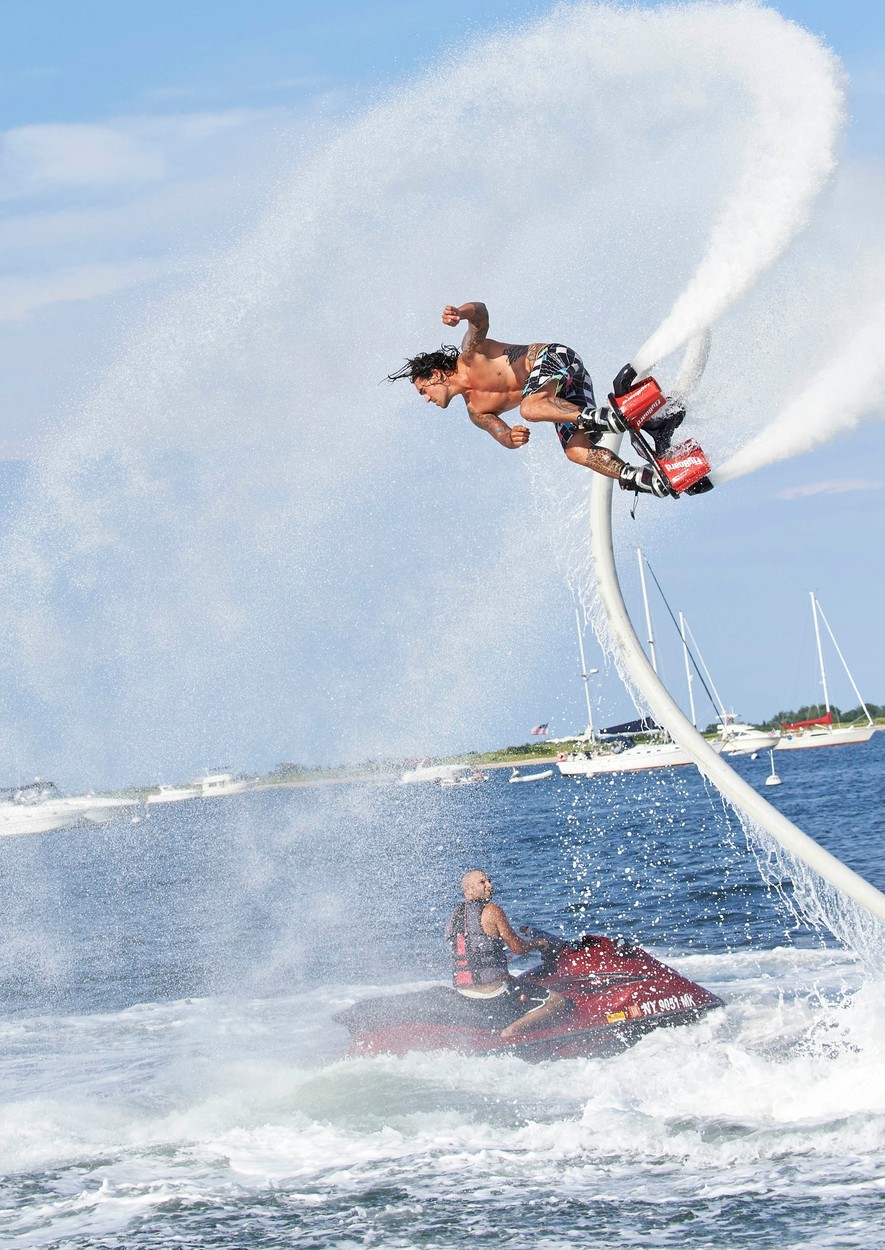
[335,930,723,1062]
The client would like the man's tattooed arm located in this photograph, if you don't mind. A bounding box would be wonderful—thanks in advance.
[467,408,523,448]
[458,302,489,359]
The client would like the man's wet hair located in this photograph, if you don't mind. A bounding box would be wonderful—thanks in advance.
[387,345,460,384]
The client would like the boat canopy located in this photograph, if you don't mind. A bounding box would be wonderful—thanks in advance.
[781,711,832,730]
[600,717,661,736]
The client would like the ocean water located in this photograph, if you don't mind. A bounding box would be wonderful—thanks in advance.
[1,737,883,1249]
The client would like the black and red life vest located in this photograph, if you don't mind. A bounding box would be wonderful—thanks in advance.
[444,899,509,987]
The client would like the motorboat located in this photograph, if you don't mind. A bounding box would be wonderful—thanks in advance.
[401,761,475,784]
[509,768,553,783]
[335,929,723,1062]
[335,935,725,1060]
[56,793,138,824]
[717,721,780,755]
[146,783,202,804]
[0,781,82,838]
[195,771,249,798]
[0,781,135,837]
[438,770,488,787]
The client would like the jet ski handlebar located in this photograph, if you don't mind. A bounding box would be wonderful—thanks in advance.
[519,925,567,960]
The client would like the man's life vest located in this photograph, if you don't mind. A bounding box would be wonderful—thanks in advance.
[444,899,509,987]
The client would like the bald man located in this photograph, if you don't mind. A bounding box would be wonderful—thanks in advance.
[444,868,566,1040]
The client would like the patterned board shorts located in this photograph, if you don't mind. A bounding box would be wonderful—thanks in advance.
[522,343,598,449]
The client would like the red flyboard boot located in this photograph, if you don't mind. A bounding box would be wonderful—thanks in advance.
[609,367,713,498]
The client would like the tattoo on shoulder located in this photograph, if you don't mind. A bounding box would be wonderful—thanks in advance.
[505,344,528,365]
[526,343,545,370]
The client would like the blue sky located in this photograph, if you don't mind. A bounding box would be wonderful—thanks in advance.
[0,1,882,783]
[0,0,880,455]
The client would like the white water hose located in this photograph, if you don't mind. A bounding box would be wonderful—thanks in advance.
[589,454,885,923]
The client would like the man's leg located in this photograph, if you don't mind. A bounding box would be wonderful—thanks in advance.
[523,376,669,496]
[565,434,669,496]
[500,990,567,1039]
[564,437,625,478]
[521,384,622,436]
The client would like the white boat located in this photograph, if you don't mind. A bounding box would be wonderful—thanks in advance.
[509,768,553,783]
[146,783,202,805]
[0,782,81,838]
[776,593,875,752]
[717,720,781,755]
[560,575,698,778]
[777,721,875,750]
[437,770,488,787]
[674,614,779,756]
[557,739,694,776]
[562,555,737,779]
[0,780,135,837]
[57,793,138,824]
[196,771,249,798]
[401,761,474,785]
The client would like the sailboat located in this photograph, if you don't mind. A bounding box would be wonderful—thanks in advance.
[776,593,876,751]
[675,614,779,755]
[557,557,695,777]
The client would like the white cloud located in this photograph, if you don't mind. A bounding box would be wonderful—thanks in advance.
[0,260,170,322]
[0,109,293,199]
[776,478,885,499]
[0,123,165,192]
[0,99,333,448]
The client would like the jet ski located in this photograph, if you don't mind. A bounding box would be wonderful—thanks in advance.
[335,929,723,1062]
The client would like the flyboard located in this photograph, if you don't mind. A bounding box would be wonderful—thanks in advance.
[593,334,885,925]
[610,362,714,499]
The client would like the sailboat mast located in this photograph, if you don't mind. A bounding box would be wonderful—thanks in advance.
[684,618,729,723]
[814,600,875,726]
[637,549,658,674]
[574,604,596,743]
[679,612,697,727]
[810,591,832,717]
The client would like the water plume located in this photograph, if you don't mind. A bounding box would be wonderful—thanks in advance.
[0,3,864,785]
[631,2,843,372]
[712,300,885,483]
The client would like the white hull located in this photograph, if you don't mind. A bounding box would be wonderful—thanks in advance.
[720,729,781,755]
[558,741,695,775]
[509,770,553,783]
[197,775,249,798]
[0,804,81,838]
[775,725,875,751]
[146,786,201,804]
[401,764,472,784]
[0,792,136,837]
[56,795,138,824]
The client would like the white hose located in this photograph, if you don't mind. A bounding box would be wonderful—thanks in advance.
[589,457,885,922]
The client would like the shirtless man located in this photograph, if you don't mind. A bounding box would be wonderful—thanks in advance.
[445,868,566,1040]
[389,301,683,496]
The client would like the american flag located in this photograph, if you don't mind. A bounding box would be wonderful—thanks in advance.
[530,723,549,735]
